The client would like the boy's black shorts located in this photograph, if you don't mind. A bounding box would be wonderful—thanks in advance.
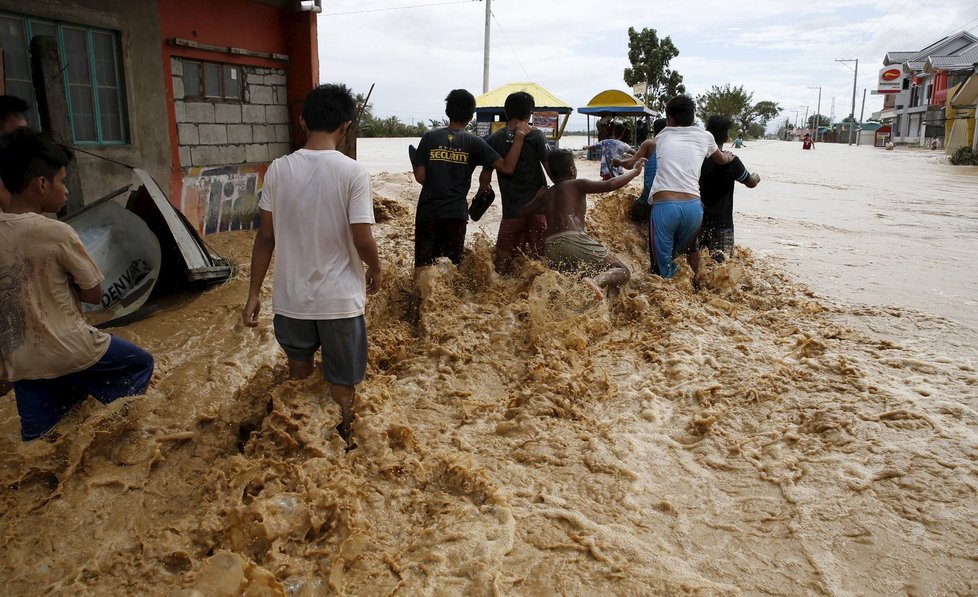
[414,218,467,267]
[628,200,651,222]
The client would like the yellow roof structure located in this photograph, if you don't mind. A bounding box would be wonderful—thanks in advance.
[950,73,978,107]
[475,82,572,113]
[578,89,652,115]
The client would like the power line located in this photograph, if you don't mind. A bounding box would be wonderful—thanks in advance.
[844,0,916,57]
[859,0,933,56]
[890,5,978,54]
[324,0,477,17]
[490,11,532,82]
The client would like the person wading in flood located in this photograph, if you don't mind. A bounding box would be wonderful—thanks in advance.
[0,130,154,441]
[243,84,383,450]
[521,149,645,298]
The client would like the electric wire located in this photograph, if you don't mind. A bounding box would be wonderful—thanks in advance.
[490,11,532,83]
[843,0,916,57]
[324,0,477,17]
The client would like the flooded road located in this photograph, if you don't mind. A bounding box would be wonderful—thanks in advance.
[1,136,976,595]
[733,140,978,335]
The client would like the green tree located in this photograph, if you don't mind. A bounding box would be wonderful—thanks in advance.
[696,84,751,120]
[746,100,781,131]
[623,27,685,114]
[696,85,781,138]
[353,92,376,136]
[806,114,830,129]
[746,122,766,138]
[379,116,402,137]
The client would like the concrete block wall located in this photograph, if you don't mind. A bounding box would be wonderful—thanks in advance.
[172,58,291,168]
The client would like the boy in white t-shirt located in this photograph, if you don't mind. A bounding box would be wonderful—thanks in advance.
[647,95,733,278]
[243,84,383,449]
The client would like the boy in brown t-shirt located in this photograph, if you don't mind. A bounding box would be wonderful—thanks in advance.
[0,130,154,440]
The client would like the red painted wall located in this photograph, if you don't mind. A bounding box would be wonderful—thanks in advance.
[931,71,948,106]
[160,0,289,57]
[157,0,318,204]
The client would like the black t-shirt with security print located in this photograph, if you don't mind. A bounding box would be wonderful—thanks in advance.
[416,127,501,222]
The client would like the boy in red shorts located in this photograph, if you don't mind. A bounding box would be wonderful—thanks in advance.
[480,91,553,274]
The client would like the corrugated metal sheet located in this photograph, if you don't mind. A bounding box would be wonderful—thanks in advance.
[576,89,653,115]
[475,82,572,111]
[951,74,978,106]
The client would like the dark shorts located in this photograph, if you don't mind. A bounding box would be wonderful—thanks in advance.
[13,336,154,441]
[700,225,735,262]
[628,199,651,223]
[496,214,547,259]
[414,218,467,267]
[273,314,367,387]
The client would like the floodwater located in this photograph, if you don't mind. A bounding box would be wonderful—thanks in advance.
[1,135,977,595]
[733,139,978,336]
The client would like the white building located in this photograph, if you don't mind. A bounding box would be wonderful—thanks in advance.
[878,32,978,146]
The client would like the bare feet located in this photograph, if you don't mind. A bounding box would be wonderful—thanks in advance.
[335,421,357,452]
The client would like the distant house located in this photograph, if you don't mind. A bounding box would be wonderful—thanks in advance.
[0,0,321,234]
[877,31,978,147]
[927,49,978,154]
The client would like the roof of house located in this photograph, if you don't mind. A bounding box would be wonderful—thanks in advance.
[924,41,978,72]
[884,31,978,72]
[884,51,918,65]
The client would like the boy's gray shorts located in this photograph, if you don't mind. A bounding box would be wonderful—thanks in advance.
[272,314,367,386]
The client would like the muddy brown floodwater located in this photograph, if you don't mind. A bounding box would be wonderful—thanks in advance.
[1,146,977,595]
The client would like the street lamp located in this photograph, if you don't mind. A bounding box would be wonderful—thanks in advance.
[808,86,822,141]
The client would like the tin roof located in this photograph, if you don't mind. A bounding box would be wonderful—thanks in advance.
[924,42,978,71]
[885,51,917,65]
[950,73,978,106]
[577,89,653,115]
[475,82,572,113]
[884,31,978,70]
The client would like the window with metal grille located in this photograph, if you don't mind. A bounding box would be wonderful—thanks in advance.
[0,12,128,145]
[182,60,242,101]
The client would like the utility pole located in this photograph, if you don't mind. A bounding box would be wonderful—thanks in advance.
[801,105,809,132]
[859,88,867,124]
[836,58,858,145]
[482,0,491,93]
[808,85,822,141]
[857,88,867,146]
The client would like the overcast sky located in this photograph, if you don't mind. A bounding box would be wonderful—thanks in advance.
[317,0,978,131]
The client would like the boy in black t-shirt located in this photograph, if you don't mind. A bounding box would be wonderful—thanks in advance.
[698,115,760,262]
[480,91,552,274]
[412,89,526,270]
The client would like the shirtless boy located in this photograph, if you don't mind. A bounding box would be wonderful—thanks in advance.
[521,149,646,296]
